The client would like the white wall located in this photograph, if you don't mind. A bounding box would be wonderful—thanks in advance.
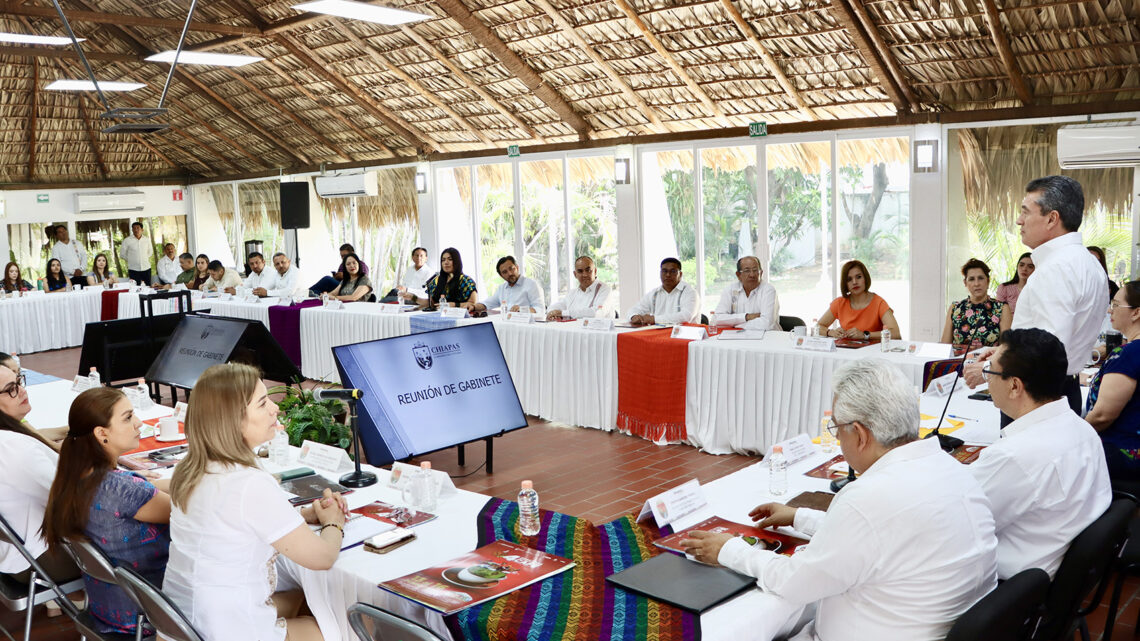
[910,123,946,341]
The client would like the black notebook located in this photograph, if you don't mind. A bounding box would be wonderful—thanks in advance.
[606,552,756,613]
[280,474,352,506]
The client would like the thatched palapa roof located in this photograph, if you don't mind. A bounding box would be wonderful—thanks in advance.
[0,0,1138,186]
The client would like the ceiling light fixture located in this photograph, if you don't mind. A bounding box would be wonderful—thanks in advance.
[291,0,430,25]
[145,50,263,67]
[0,32,85,46]
[45,79,145,91]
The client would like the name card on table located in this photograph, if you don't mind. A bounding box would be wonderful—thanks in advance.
[173,401,188,422]
[26,290,45,297]
[793,336,836,352]
[637,478,706,528]
[298,439,351,473]
[386,461,457,497]
[504,311,535,324]
[218,293,233,301]
[113,282,131,290]
[669,325,707,341]
[242,295,260,304]
[765,434,815,465]
[323,299,345,310]
[172,284,187,291]
[911,342,953,359]
[70,376,93,393]
[583,317,615,331]
[378,303,403,314]
[441,306,468,319]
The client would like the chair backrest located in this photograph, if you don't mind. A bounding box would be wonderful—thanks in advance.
[945,568,1049,641]
[112,566,203,641]
[60,538,117,585]
[0,513,81,615]
[347,602,446,641]
[1034,497,1134,640]
[779,315,805,331]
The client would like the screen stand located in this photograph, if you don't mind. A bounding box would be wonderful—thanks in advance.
[456,436,495,473]
[340,398,377,488]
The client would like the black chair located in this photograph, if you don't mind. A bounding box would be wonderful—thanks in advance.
[113,566,204,641]
[60,538,143,641]
[0,514,85,641]
[945,568,1049,641]
[779,315,805,332]
[1032,497,1135,641]
[347,602,447,641]
[700,314,709,325]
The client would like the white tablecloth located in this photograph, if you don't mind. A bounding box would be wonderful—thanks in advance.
[0,289,103,354]
[203,299,275,327]
[117,293,214,319]
[685,334,933,455]
[300,305,413,382]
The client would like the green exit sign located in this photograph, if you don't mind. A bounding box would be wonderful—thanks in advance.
[507,145,520,157]
[36,193,49,204]
[749,122,768,137]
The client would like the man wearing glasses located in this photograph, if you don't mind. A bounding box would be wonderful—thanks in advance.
[680,360,997,640]
[711,256,780,330]
[628,257,699,326]
[969,328,1110,580]
[547,256,613,320]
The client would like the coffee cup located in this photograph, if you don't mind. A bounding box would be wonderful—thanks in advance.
[158,417,180,440]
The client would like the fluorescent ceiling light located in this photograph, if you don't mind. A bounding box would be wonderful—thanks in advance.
[0,32,85,46]
[291,0,430,25]
[45,79,146,92]
[145,50,263,67]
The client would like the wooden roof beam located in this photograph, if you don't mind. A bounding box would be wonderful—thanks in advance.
[980,0,1034,106]
[128,131,181,170]
[242,43,396,158]
[609,0,730,128]
[338,26,493,146]
[76,96,108,179]
[273,33,440,154]
[828,0,912,113]
[718,0,820,121]
[530,0,670,133]
[164,94,269,169]
[396,24,543,142]
[221,68,355,162]
[26,57,36,182]
[0,44,137,63]
[0,2,261,36]
[433,0,593,140]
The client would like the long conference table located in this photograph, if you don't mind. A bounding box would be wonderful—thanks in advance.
[24,374,1002,641]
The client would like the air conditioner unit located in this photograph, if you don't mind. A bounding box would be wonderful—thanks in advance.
[313,171,378,198]
[1058,122,1140,169]
[75,190,146,214]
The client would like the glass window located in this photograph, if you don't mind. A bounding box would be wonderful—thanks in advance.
[76,217,188,278]
[701,146,758,312]
[6,222,63,283]
[474,163,515,293]
[837,137,911,337]
[434,166,478,289]
[520,159,564,302]
[641,149,696,296]
[766,141,833,327]
[568,155,618,304]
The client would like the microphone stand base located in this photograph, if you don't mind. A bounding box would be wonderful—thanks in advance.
[340,470,378,488]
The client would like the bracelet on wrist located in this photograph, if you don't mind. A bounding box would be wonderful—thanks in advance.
[319,522,344,536]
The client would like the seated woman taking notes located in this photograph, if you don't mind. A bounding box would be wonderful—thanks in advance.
[42,387,171,635]
[816,260,901,340]
[163,363,346,641]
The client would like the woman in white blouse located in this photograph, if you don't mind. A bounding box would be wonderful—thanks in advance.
[164,363,346,641]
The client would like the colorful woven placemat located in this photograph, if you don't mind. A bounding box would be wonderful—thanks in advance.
[445,498,700,641]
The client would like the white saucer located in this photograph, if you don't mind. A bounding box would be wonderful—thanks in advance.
[154,433,186,443]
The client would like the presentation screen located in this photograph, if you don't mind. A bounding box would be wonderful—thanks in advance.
[332,323,527,466]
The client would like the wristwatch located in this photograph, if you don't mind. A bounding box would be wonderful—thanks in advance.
[863,331,871,340]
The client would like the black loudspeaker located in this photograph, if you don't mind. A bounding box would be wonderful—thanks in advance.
[280,182,310,229]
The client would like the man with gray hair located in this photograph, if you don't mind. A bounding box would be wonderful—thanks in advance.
[711,256,780,330]
[682,360,998,641]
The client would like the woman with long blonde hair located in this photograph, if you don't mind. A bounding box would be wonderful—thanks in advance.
[163,363,344,641]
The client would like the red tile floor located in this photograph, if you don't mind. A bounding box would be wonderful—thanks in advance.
[7,347,1137,640]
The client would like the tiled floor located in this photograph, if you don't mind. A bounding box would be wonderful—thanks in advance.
[8,346,1138,640]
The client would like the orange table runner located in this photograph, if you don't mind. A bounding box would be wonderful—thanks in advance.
[616,328,691,443]
[122,416,185,455]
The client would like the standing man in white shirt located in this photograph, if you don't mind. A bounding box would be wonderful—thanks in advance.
[628,258,699,326]
[397,247,434,300]
[969,328,1110,580]
[50,225,87,287]
[681,360,998,641]
[547,256,613,320]
[470,256,545,314]
[712,256,780,330]
[266,253,300,298]
[120,221,154,285]
[243,252,272,295]
[156,243,181,286]
[965,175,1107,417]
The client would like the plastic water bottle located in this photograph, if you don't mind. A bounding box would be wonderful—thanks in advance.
[518,480,540,536]
[87,366,101,388]
[500,300,508,316]
[810,319,818,337]
[595,306,606,319]
[438,294,448,311]
[881,328,891,352]
[418,462,439,512]
[768,446,788,496]
[269,429,290,466]
[819,410,836,454]
[134,378,154,410]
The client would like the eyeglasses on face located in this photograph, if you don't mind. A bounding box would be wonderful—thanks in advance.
[1110,300,1135,310]
[825,417,857,438]
[1,373,26,399]
[738,268,761,275]
[982,367,1009,379]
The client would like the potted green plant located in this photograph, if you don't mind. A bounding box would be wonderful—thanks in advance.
[267,384,352,450]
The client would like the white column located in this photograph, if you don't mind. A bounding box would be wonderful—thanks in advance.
[910,123,946,341]
[616,154,642,315]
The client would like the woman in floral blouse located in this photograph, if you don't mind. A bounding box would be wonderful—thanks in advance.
[941,258,1011,347]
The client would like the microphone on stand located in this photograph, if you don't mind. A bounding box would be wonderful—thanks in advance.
[926,346,970,453]
[313,387,376,488]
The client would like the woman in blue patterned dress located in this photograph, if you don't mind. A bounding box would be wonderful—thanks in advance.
[1085,281,1140,479]
[940,258,1011,347]
[42,387,171,635]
